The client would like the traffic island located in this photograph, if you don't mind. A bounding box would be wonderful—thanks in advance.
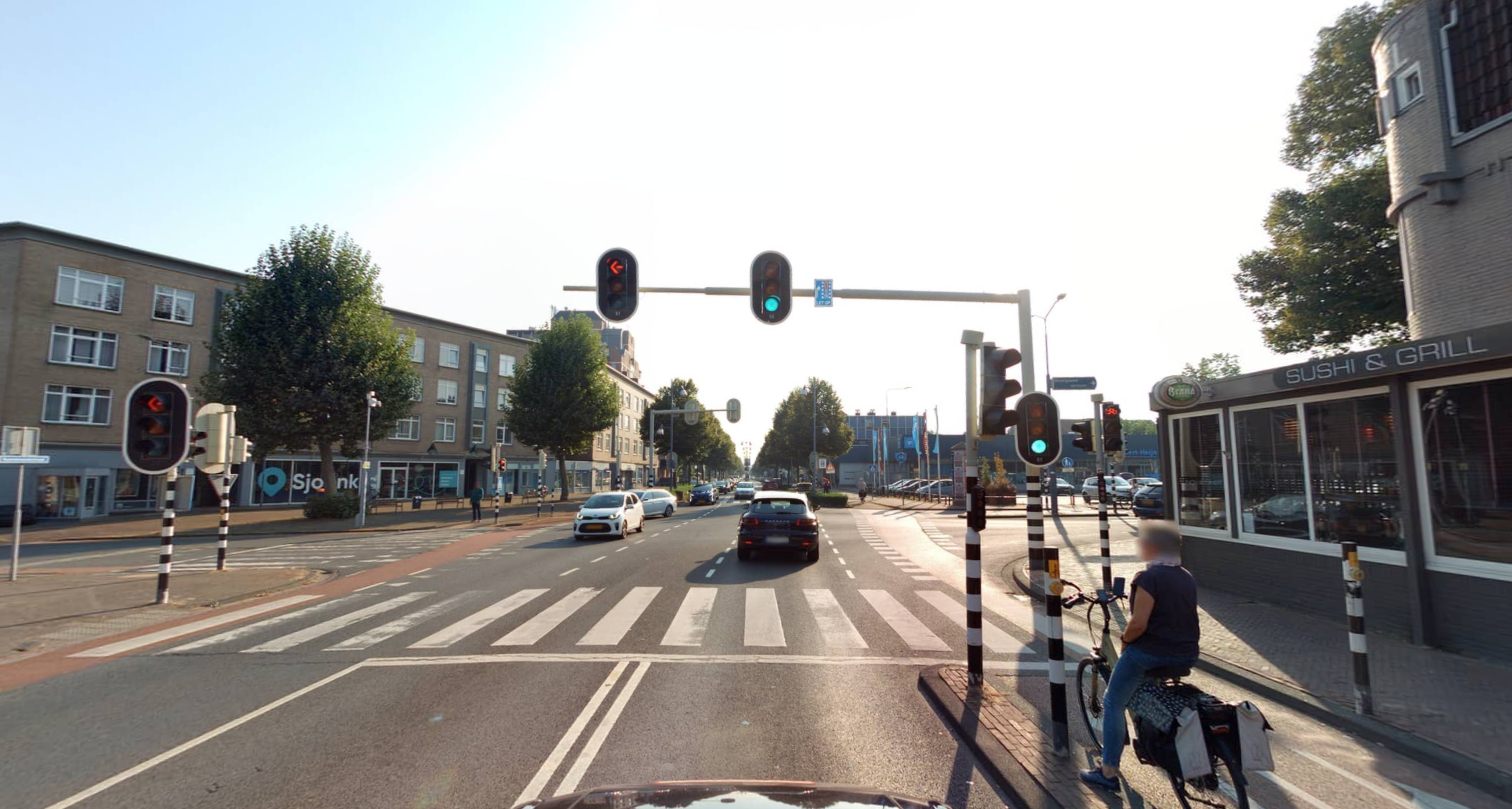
[919,664,1115,809]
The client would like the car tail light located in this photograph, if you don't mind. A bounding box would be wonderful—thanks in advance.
[795,518,817,529]
[740,516,759,527]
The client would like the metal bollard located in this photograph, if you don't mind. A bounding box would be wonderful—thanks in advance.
[157,468,177,604]
[493,492,499,526]
[1097,473,1111,590]
[1026,473,1045,636]
[966,485,986,684]
[1046,547,1069,756]
[216,470,230,571]
[1341,542,1373,715]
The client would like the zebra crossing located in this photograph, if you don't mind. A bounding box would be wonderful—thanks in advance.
[140,529,479,572]
[854,513,941,582]
[158,583,1031,657]
[916,518,961,552]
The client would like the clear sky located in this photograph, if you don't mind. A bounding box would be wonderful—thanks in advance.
[1,0,1365,458]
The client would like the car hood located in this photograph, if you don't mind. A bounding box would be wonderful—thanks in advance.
[577,507,625,518]
[516,780,939,809]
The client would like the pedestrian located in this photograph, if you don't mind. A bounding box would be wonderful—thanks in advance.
[469,485,483,521]
[822,477,832,494]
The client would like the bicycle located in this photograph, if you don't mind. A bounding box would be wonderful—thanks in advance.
[1065,577,1251,809]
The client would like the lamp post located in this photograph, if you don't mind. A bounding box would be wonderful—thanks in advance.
[356,391,380,528]
[1033,293,1067,515]
[802,384,831,484]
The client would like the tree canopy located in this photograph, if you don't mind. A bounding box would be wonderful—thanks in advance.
[502,314,620,499]
[755,379,854,477]
[202,225,419,492]
[637,378,737,483]
[1182,352,1243,381]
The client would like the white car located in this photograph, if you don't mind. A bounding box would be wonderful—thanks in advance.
[1081,475,1133,503]
[573,492,645,540]
[734,482,757,501]
[641,488,678,518]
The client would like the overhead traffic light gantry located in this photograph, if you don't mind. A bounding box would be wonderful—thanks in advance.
[980,342,1023,436]
[596,248,638,323]
[750,251,792,325]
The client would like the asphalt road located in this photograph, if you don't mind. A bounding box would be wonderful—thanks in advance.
[0,500,1020,809]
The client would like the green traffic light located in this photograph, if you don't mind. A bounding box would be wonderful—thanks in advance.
[764,296,780,312]
[1031,439,1047,454]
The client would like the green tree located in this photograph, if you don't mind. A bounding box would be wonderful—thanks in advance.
[1123,419,1157,436]
[1235,4,1408,354]
[1182,352,1243,381]
[502,314,619,500]
[203,225,419,493]
[761,379,855,476]
[639,378,727,484]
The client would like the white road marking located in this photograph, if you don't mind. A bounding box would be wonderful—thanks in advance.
[578,587,660,645]
[714,555,725,564]
[243,592,431,653]
[589,555,607,564]
[916,590,1028,653]
[495,588,602,646]
[354,583,384,592]
[325,592,484,651]
[1254,772,1333,809]
[559,567,579,577]
[704,569,716,578]
[1290,750,1415,807]
[162,596,363,654]
[409,567,432,575]
[837,557,846,565]
[615,547,627,553]
[846,570,856,579]
[409,589,548,648]
[73,596,320,658]
[912,576,940,581]
[661,588,717,646]
[556,660,651,795]
[634,539,645,545]
[899,566,927,573]
[513,661,631,806]
[743,589,786,647]
[803,589,867,649]
[859,589,951,651]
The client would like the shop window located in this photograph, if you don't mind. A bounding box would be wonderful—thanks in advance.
[1305,395,1401,549]
[1421,377,1512,564]
[1234,405,1308,538]
[1172,413,1228,530]
[113,469,161,510]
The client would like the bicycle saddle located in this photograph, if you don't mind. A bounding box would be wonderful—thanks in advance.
[1145,665,1192,679]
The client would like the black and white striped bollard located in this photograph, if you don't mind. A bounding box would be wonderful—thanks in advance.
[1342,542,1372,715]
[156,468,177,604]
[1026,472,1045,636]
[1045,547,1069,756]
[966,484,986,684]
[1097,473,1111,590]
[215,470,230,571]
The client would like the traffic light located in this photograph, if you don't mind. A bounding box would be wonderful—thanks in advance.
[1070,420,1095,453]
[750,250,792,325]
[122,379,191,475]
[193,407,229,467]
[979,342,1023,436]
[1102,402,1124,452]
[596,248,638,323]
[1014,392,1062,467]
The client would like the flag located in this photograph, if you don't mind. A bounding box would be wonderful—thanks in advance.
[911,416,920,461]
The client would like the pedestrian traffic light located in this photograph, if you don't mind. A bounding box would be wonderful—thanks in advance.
[750,250,792,325]
[1102,402,1124,452]
[596,248,638,323]
[979,342,1023,436]
[1070,420,1095,453]
[1014,392,1062,467]
[122,378,191,475]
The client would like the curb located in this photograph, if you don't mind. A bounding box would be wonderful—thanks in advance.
[1001,554,1512,801]
[917,664,1062,809]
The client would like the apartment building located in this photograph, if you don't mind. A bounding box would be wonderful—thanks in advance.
[561,365,655,493]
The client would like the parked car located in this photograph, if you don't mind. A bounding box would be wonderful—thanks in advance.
[1081,475,1133,503]
[916,479,954,498]
[641,488,677,518]
[573,491,645,540]
[737,491,821,562]
[794,481,814,492]
[733,481,757,501]
[689,484,717,505]
[1132,483,1164,518]
[1129,476,1160,491]
[1043,475,1075,496]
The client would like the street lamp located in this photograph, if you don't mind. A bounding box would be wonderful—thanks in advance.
[1033,293,1067,515]
[356,391,380,528]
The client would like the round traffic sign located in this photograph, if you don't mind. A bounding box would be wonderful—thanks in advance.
[895,452,906,463]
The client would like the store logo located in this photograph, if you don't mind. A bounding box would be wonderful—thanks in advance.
[1153,376,1203,409]
[258,467,288,497]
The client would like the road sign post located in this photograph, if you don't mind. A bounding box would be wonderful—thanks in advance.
[4,426,45,583]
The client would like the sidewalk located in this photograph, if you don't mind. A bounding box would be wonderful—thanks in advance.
[1005,529,1512,785]
[17,495,590,543]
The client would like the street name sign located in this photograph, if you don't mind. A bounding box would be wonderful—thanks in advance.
[1051,377,1097,390]
[0,456,49,465]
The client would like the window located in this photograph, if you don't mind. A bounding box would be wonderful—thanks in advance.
[49,326,118,368]
[471,419,486,444]
[390,417,420,441]
[475,349,489,373]
[147,340,190,376]
[497,388,510,411]
[409,377,424,402]
[42,385,112,425]
[498,354,516,377]
[435,418,456,443]
[152,285,195,324]
[55,267,124,313]
[436,379,458,405]
[1305,395,1400,549]
[1172,413,1228,531]
[1442,0,1512,134]
[1420,376,1512,564]
[472,384,486,409]
[1233,405,1308,539]
[439,343,460,368]
[496,421,513,445]
[409,337,426,363]
[1396,64,1424,109]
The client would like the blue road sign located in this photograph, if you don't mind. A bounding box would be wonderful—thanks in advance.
[1051,376,1097,391]
[895,452,906,463]
[1061,457,1074,468]
[868,464,877,472]
[815,279,833,307]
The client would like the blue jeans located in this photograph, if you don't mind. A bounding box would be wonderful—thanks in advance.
[1101,644,1198,771]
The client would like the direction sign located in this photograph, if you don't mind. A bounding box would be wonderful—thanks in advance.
[895,452,906,463]
[814,279,833,307]
[0,456,49,465]
[1051,376,1098,391]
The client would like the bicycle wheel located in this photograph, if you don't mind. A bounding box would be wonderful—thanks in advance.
[1076,658,1109,750]
[1184,750,1249,809]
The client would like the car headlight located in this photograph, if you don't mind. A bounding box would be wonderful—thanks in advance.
[612,511,623,519]
[576,511,585,520]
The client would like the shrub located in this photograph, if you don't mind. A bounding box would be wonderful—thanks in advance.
[806,492,849,509]
[303,491,361,519]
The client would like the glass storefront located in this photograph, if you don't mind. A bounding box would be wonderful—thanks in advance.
[1306,395,1401,549]
[113,469,162,511]
[1234,405,1309,539]
[1172,413,1228,530]
[375,461,461,500]
[35,474,108,518]
[1420,376,1512,565]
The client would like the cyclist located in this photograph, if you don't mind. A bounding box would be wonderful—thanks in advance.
[1080,520,1201,793]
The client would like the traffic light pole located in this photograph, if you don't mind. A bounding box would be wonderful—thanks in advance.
[1092,393,1111,590]
[962,331,983,685]
[157,466,177,605]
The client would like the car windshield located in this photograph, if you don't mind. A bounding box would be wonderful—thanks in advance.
[693,485,712,492]
[583,494,625,509]
[751,498,807,514]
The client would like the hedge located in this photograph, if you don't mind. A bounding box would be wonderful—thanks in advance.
[806,492,849,509]
[303,491,361,519]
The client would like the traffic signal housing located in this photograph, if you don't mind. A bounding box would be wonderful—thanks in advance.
[980,342,1023,436]
[1014,392,1062,467]
[122,379,191,475]
[750,251,792,325]
[596,248,638,323]
[1070,420,1096,453]
[1102,402,1124,452]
